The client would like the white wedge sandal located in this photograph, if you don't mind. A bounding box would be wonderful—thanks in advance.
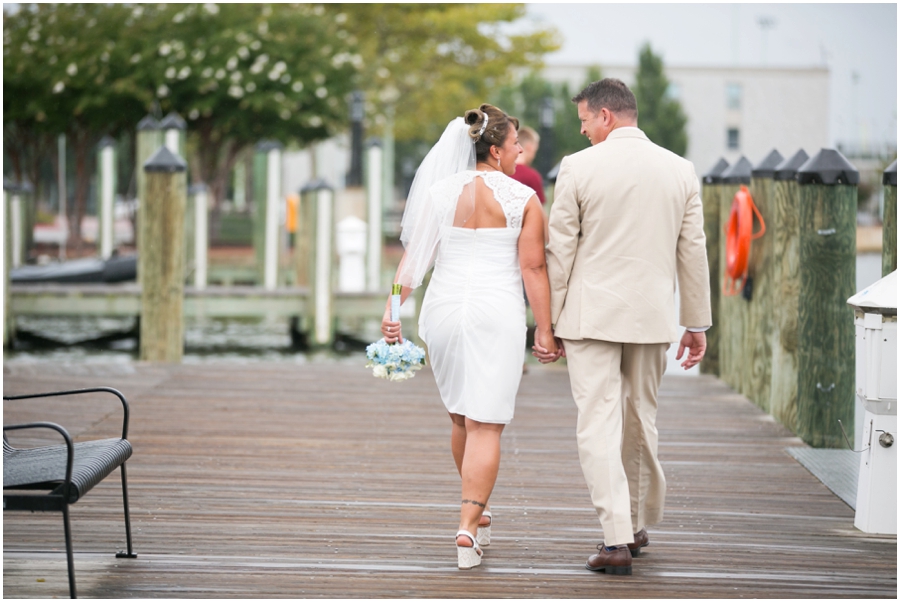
[456,530,483,569]
[476,511,492,547]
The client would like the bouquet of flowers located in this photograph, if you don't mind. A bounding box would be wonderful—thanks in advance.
[366,284,426,381]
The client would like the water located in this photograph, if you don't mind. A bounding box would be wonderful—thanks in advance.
[6,255,888,369]
[6,315,369,366]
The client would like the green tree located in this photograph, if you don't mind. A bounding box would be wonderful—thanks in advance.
[133,4,359,206]
[633,43,688,157]
[331,4,559,143]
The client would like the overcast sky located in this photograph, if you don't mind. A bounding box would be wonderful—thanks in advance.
[523,3,897,151]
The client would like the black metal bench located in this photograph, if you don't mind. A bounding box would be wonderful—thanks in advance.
[3,387,137,598]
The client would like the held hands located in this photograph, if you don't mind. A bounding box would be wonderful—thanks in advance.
[532,328,564,364]
[676,329,706,370]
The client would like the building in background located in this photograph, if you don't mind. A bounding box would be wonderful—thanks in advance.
[543,64,831,176]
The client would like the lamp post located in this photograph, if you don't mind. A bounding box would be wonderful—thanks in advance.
[538,96,556,178]
[348,90,365,187]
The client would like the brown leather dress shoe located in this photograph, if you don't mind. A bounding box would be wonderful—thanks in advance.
[585,545,632,575]
[628,528,649,557]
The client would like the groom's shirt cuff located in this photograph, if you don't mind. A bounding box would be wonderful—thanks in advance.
[685,326,711,333]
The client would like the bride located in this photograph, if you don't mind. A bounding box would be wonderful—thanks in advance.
[381,103,562,569]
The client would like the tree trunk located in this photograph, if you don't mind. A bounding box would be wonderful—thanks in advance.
[69,127,99,252]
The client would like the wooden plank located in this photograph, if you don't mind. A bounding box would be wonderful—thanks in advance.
[3,362,895,598]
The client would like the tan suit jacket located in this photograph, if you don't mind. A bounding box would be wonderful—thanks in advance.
[547,127,711,344]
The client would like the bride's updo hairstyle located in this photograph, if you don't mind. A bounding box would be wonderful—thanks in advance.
[465,104,520,164]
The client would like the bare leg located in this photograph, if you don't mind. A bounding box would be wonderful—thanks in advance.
[449,414,492,530]
[456,417,504,546]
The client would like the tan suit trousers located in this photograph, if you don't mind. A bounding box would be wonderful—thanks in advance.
[563,338,668,547]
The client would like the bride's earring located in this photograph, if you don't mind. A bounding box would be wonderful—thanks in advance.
[496,155,501,169]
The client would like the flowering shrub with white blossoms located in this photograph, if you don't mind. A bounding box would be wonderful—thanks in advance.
[366,338,426,381]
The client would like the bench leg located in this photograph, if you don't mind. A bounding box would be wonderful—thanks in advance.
[62,504,77,598]
[115,462,138,559]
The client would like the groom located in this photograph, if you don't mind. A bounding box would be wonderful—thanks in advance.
[545,78,711,575]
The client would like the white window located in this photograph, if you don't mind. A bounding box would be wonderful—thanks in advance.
[727,128,740,150]
[726,83,742,110]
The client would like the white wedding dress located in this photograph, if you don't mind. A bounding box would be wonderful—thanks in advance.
[418,170,536,424]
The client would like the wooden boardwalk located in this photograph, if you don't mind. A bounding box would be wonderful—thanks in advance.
[3,360,896,598]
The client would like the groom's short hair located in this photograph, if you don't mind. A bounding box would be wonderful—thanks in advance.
[573,78,638,120]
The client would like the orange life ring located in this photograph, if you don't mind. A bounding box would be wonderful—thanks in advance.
[723,185,765,296]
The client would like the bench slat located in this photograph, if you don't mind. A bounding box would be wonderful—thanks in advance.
[4,438,132,503]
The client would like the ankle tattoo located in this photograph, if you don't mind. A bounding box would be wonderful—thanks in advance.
[461,499,486,508]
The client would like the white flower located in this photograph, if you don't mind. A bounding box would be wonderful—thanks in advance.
[157,85,169,97]
[215,69,226,80]
[192,49,206,62]
[189,109,199,120]
[159,43,172,57]
[237,46,249,60]
[228,85,244,98]
[280,74,291,84]
[165,67,177,79]
[279,109,291,120]
[201,67,213,78]
[230,71,242,82]
[245,82,256,92]
[372,365,387,379]
[66,63,77,76]
[316,87,328,99]
[178,67,191,80]
[291,81,304,93]
[203,4,219,15]
[226,56,238,70]
[53,81,65,94]
[130,53,142,64]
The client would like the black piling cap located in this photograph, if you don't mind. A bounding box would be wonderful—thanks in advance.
[137,115,161,131]
[188,183,209,195]
[300,178,334,193]
[702,158,730,184]
[774,149,809,181]
[97,135,116,150]
[3,177,16,191]
[143,145,187,173]
[159,112,187,131]
[256,139,284,152]
[796,148,859,185]
[884,159,897,186]
[720,156,753,184]
[751,149,784,178]
[366,138,383,149]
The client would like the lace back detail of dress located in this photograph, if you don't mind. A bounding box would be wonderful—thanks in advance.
[477,172,533,230]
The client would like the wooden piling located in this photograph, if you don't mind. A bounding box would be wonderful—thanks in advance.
[301,179,335,347]
[883,160,897,276]
[795,149,858,448]
[366,140,384,292]
[97,136,117,260]
[4,179,15,347]
[189,184,209,289]
[140,146,187,362]
[717,156,753,393]
[8,184,23,268]
[136,116,162,284]
[743,149,784,412]
[769,149,809,433]
[253,141,283,290]
[700,158,729,376]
